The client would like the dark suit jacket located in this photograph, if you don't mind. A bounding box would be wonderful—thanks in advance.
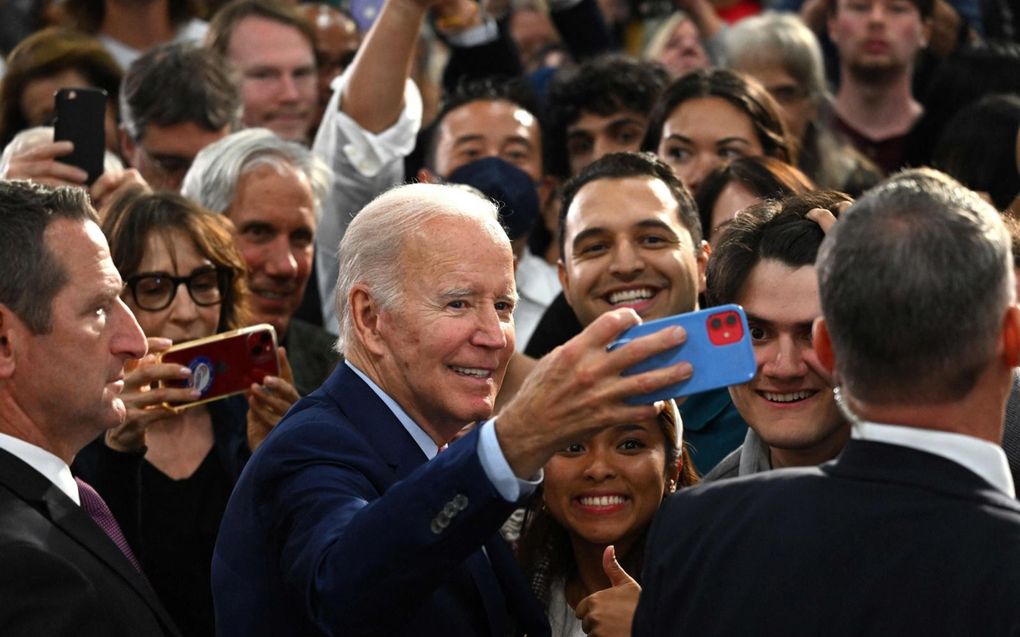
[211,364,549,637]
[0,448,180,636]
[634,439,1020,636]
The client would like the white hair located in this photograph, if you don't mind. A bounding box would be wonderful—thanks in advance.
[179,128,331,218]
[334,182,506,353]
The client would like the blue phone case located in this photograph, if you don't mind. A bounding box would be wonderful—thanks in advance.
[608,304,756,404]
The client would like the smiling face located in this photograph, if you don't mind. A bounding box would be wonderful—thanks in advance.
[372,215,517,442]
[123,230,222,343]
[728,259,847,466]
[227,16,317,142]
[559,175,707,327]
[657,96,766,194]
[11,219,147,460]
[543,420,672,554]
[224,162,316,338]
[433,99,544,182]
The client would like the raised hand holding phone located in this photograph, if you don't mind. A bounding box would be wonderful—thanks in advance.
[156,324,281,413]
[53,87,107,185]
[609,304,756,404]
[105,336,200,452]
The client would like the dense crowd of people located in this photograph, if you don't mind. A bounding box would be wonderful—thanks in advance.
[1,0,1019,634]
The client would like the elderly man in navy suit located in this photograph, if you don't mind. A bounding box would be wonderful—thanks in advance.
[635,168,1020,636]
[0,181,180,636]
[211,181,692,637]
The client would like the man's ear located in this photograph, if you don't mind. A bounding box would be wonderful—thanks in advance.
[119,126,136,167]
[696,240,711,295]
[0,304,21,379]
[417,168,441,184]
[1002,305,1020,368]
[813,316,836,377]
[348,284,387,357]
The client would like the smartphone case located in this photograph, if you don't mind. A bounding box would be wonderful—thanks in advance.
[53,87,107,185]
[156,324,280,412]
[608,304,756,404]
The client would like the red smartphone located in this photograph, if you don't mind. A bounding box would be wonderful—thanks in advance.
[53,87,107,185]
[156,324,280,412]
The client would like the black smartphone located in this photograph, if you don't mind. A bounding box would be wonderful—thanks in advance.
[53,87,107,185]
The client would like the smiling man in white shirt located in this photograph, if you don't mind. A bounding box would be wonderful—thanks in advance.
[635,168,1020,637]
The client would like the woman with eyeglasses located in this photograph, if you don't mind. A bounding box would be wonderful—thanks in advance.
[73,188,298,637]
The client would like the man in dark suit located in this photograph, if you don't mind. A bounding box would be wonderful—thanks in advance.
[212,182,692,636]
[634,168,1020,636]
[0,181,180,636]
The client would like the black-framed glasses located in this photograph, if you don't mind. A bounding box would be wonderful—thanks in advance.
[125,267,232,312]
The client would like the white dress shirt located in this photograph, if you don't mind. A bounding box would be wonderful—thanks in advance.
[0,432,80,504]
[852,420,1015,497]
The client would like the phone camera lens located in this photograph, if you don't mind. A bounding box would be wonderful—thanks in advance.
[726,314,737,326]
[711,318,722,330]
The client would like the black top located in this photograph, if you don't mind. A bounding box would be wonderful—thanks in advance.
[524,292,582,358]
[141,448,232,637]
[73,395,250,637]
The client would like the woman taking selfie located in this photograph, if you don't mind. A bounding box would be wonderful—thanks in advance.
[518,400,698,637]
[73,189,299,637]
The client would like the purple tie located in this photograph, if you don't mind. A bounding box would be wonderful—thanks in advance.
[75,477,142,572]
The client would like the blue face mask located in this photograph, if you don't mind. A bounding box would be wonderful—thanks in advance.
[446,156,541,241]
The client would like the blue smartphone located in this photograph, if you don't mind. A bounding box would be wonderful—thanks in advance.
[608,304,756,404]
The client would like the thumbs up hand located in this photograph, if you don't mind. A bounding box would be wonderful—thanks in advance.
[574,545,641,637]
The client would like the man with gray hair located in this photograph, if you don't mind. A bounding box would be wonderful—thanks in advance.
[211,181,693,636]
[120,41,243,191]
[181,127,336,395]
[635,168,1020,636]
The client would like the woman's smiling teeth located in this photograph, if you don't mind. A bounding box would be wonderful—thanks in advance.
[607,288,655,305]
[761,390,815,403]
[578,495,629,507]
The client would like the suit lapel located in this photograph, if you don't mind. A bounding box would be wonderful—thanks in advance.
[486,536,551,637]
[322,364,430,480]
[320,364,541,637]
[0,449,180,635]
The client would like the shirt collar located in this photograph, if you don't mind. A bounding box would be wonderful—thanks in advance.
[0,432,80,504]
[851,421,1015,498]
[344,360,439,460]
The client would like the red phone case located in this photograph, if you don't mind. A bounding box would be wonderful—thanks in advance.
[156,324,280,412]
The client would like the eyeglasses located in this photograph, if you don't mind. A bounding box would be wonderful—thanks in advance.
[125,267,232,312]
[135,143,195,180]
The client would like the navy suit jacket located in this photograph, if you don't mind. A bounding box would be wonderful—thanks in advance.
[212,364,549,637]
[0,448,180,636]
[634,439,1020,636]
